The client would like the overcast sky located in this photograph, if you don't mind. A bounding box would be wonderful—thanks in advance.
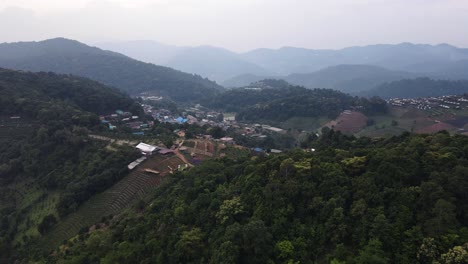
[0,0,467,51]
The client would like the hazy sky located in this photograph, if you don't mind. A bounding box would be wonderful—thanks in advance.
[0,0,467,51]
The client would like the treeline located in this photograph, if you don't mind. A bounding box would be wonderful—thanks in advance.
[45,131,468,263]
[204,81,387,122]
[0,68,143,119]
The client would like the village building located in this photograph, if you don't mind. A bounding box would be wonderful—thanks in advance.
[136,142,159,155]
[270,149,283,154]
[220,137,235,144]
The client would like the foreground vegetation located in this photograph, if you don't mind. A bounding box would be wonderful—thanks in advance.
[0,69,142,261]
[41,131,468,264]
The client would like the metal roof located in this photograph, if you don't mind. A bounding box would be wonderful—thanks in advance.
[136,142,157,153]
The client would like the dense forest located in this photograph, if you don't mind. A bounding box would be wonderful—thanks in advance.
[0,38,223,102]
[0,68,142,117]
[205,80,387,122]
[41,130,468,264]
[0,69,142,260]
[363,78,468,99]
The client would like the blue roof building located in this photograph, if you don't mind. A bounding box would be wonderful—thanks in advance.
[175,117,188,124]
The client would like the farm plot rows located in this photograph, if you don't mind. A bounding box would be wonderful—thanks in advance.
[40,154,190,251]
[185,140,216,158]
[41,161,164,251]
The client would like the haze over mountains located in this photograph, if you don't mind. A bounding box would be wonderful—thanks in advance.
[2,38,468,99]
[96,40,468,90]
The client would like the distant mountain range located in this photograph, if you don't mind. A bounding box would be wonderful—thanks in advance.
[222,65,420,92]
[2,38,468,100]
[95,41,468,86]
[0,38,223,102]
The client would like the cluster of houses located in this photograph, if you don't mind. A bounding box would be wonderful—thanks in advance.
[100,110,154,135]
[389,95,468,111]
[183,106,233,129]
[142,103,237,130]
[142,104,190,125]
[141,103,288,142]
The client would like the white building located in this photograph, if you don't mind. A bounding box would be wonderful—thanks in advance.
[136,142,158,155]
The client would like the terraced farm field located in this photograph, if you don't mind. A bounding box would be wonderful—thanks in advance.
[41,161,161,250]
[142,155,186,175]
[184,140,217,158]
[40,155,186,251]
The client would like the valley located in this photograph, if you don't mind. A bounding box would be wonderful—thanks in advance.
[0,33,467,263]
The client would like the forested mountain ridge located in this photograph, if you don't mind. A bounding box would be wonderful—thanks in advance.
[0,68,142,117]
[222,64,422,92]
[0,69,141,261]
[101,41,468,84]
[285,64,418,93]
[0,38,223,102]
[241,43,468,75]
[45,131,468,263]
[204,80,387,122]
[363,78,468,99]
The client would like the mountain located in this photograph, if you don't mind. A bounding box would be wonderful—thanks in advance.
[241,43,468,75]
[0,38,223,102]
[221,73,270,88]
[240,46,337,74]
[94,40,187,65]
[96,41,468,87]
[165,46,273,82]
[434,60,468,79]
[223,65,419,92]
[363,78,468,99]
[284,64,419,93]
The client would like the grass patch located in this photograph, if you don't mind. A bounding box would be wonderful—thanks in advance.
[14,192,60,245]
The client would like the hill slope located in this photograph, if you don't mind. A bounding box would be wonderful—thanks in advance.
[0,38,223,102]
[43,131,468,264]
[95,40,188,65]
[221,65,419,91]
[204,80,387,122]
[165,46,273,82]
[284,64,418,93]
[0,69,141,260]
[363,78,468,99]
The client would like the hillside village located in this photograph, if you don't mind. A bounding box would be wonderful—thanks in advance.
[389,94,468,110]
